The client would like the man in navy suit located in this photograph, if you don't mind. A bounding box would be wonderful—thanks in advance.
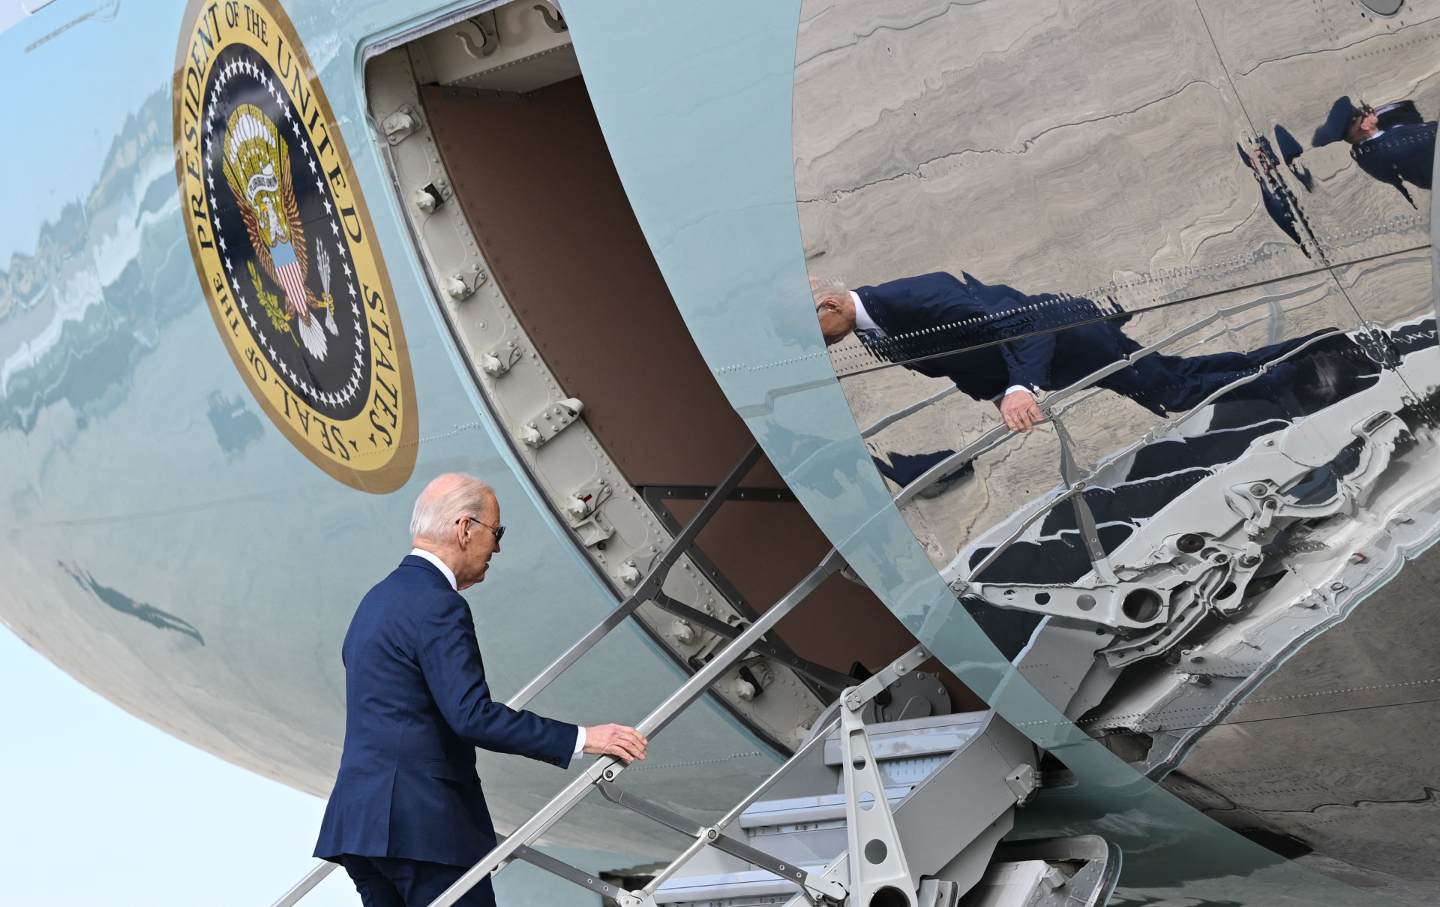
[1314,95,1435,207]
[314,474,648,906]
[814,273,1338,434]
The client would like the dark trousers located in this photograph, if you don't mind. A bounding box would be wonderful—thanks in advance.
[341,855,496,907]
[1074,328,1327,417]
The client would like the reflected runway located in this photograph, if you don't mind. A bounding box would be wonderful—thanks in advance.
[796,0,1440,900]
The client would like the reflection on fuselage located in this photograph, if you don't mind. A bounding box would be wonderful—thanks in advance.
[1316,96,1436,208]
[797,2,1440,897]
[822,270,1366,423]
[818,269,1423,588]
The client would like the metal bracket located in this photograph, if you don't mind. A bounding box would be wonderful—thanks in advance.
[411,180,449,213]
[845,644,930,712]
[917,879,962,907]
[479,340,523,378]
[456,12,500,59]
[534,2,567,32]
[1004,763,1038,804]
[444,264,487,302]
[517,397,583,448]
[651,591,856,691]
[563,479,614,548]
[841,690,920,907]
[563,478,612,521]
[1174,643,1262,679]
[614,557,645,587]
[380,105,421,145]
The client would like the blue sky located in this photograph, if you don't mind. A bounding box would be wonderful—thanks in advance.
[0,626,608,906]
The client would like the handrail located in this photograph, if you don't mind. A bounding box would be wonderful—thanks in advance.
[425,550,846,907]
[507,443,762,712]
[638,643,928,900]
[860,384,960,438]
[937,327,1350,591]
[634,712,839,896]
[650,590,855,691]
[894,313,1346,509]
[272,444,761,907]
[270,861,337,907]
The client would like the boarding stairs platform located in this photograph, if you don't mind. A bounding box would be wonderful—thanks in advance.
[648,703,1116,907]
[271,445,1117,907]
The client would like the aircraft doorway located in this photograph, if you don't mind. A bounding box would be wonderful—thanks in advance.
[364,6,980,753]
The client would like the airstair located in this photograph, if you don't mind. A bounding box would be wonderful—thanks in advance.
[645,691,1116,907]
[270,444,1117,907]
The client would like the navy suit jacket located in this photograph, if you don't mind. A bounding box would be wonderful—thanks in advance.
[314,556,578,867]
[855,272,1122,401]
[1353,121,1436,204]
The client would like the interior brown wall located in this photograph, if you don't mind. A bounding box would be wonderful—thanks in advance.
[419,77,977,710]
[420,78,761,485]
[663,499,981,710]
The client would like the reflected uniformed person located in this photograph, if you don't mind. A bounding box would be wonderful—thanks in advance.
[814,272,1343,434]
[1238,142,1309,256]
[314,473,647,907]
[1314,95,1436,208]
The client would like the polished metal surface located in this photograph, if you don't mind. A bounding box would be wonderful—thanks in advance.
[794,0,1440,900]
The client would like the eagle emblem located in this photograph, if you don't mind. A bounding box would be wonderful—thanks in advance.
[175,0,417,492]
[221,103,338,361]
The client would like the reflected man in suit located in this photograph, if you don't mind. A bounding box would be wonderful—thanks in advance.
[1314,96,1435,208]
[814,272,1336,434]
[314,474,648,907]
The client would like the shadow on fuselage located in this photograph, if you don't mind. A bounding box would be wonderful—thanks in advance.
[59,561,205,646]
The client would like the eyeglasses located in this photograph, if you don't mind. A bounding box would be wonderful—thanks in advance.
[457,515,505,543]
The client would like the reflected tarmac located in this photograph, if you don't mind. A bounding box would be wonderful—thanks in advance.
[796,1,1440,900]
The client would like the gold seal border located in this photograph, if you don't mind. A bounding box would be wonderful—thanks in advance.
[172,0,418,494]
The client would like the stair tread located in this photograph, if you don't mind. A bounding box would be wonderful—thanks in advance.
[821,710,992,766]
[739,786,910,828]
[655,864,828,898]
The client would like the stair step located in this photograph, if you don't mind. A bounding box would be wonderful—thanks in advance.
[656,709,1034,906]
[734,787,910,867]
[739,787,909,834]
[653,865,826,905]
[820,710,991,767]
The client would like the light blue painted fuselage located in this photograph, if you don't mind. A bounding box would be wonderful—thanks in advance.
[4,2,1438,904]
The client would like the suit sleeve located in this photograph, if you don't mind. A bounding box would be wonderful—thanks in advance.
[989,288,1058,391]
[415,594,578,768]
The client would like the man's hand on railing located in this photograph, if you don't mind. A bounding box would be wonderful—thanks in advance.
[998,388,1045,433]
[584,724,648,762]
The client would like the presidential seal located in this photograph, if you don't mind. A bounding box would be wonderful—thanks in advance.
[173,0,417,492]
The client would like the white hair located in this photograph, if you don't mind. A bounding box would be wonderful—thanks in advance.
[810,275,850,306]
[409,474,494,542]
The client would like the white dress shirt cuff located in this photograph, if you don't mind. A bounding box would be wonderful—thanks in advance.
[1004,384,1037,398]
[573,726,586,758]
